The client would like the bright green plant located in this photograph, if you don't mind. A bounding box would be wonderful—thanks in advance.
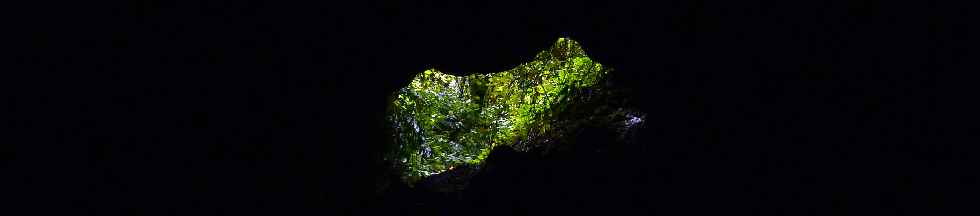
[385,38,620,183]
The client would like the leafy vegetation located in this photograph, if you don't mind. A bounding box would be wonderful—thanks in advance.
[385,38,641,183]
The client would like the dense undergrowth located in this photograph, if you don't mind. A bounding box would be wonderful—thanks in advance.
[385,38,644,183]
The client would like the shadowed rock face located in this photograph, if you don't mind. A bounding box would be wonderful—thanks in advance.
[38,2,940,215]
[374,124,643,215]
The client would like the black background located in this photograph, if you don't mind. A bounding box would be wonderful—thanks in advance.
[7,1,962,215]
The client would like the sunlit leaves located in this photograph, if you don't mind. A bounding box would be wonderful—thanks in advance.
[386,38,612,182]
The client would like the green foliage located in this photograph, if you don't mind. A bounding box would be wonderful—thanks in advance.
[385,38,616,182]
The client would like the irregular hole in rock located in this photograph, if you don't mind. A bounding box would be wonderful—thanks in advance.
[384,38,645,186]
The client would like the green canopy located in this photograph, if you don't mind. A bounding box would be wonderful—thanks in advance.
[386,38,633,183]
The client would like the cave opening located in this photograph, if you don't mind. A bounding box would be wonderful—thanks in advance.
[385,38,645,184]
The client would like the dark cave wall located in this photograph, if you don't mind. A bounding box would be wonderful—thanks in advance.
[345,3,943,213]
[317,3,941,213]
[10,1,950,215]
